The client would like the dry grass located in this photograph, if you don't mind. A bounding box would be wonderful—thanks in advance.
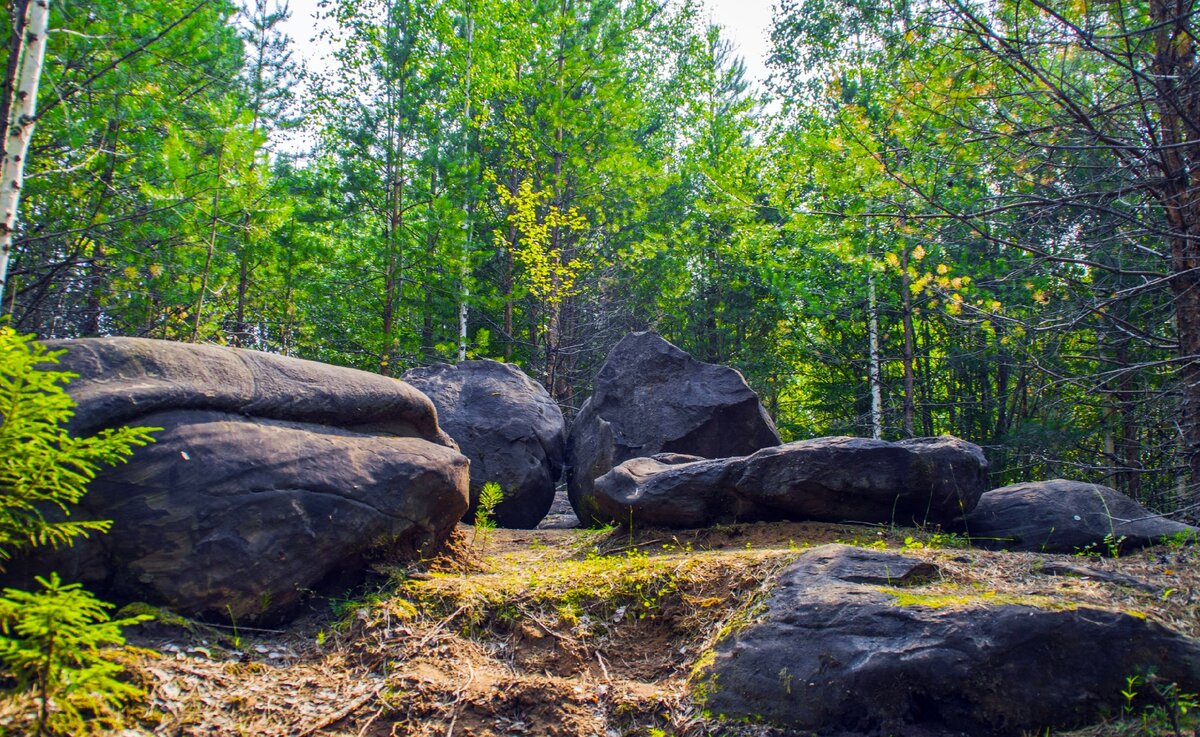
[2,521,1198,736]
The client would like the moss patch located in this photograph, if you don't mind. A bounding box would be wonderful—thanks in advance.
[878,584,1077,611]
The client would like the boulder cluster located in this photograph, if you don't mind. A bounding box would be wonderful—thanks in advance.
[15,331,1200,734]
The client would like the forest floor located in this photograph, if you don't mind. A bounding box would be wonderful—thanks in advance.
[7,520,1200,737]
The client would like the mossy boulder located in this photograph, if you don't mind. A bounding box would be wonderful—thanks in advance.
[696,544,1200,736]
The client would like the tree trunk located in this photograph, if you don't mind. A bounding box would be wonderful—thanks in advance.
[457,1,474,363]
[191,143,224,343]
[381,7,406,377]
[919,319,935,436]
[899,248,916,437]
[868,272,884,439]
[546,0,568,395]
[993,324,1009,444]
[234,247,249,346]
[1150,0,1200,498]
[83,119,122,336]
[504,219,516,361]
[0,0,49,310]
[0,1,30,155]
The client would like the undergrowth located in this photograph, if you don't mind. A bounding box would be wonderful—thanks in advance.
[397,546,778,640]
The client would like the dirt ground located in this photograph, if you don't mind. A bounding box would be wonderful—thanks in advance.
[3,520,1198,737]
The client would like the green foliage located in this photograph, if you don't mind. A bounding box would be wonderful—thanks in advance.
[6,0,1198,520]
[0,574,151,735]
[0,329,157,734]
[1074,533,1129,560]
[879,585,1072,612]
[493,178,590,307]
[0,328,157,562]
[902,531,969,551]
[401,546,690,637]
[1120,673,1200,736]
[472,481,504,546]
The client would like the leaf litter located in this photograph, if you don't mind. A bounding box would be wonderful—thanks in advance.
[3,521,1197,736]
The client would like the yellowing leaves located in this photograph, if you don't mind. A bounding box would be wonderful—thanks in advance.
[496,178,590,307]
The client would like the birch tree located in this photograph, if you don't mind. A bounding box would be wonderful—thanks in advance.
[0,0,47,310]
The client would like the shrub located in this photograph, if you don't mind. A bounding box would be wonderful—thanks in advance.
[0,574,150,735]
[0,327,156,561]
[0,327,157,734]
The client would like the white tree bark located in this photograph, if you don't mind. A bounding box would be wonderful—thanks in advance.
[457,3,474,363]
[0,0,49,311]
[868,271,884,440]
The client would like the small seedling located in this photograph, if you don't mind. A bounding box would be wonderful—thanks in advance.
[473,481,504,546]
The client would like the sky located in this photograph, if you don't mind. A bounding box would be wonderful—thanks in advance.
[278,0,775,85]
[704,0,773,85]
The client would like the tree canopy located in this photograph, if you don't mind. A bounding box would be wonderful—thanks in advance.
[6,0,1200,512]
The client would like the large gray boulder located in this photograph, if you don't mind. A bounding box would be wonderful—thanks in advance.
[566,332,780,526]
[15,338,469,623]
[594,436,987,527]
[697,544,1200,736]
[45,336,456,446]
[403,360,566,529]
[964,479,1199,554]
[51,410,468,623]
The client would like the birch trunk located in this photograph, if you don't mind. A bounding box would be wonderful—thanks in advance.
[0,0,49,310]
[457,4,473,363]
[868,272,883,440]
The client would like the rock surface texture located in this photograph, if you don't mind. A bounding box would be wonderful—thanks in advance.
[964,479,1199,554]
[25,338,469,623]
[566,332,779,525]
[594,436,987,527]
[697,544,1200,736]
[403,360,566,529]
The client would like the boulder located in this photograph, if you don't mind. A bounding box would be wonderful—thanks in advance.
[46,410,468,623]
[594,436,987,527]
[696,544,1200,736]
[964,479,1199,554]
[403,360,566,529]
[566,332,780,525]
[13,338,469,623]
[44,336,455,446]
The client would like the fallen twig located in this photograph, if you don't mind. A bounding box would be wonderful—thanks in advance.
[413,605,469,652]
[595,650,612,684]
[294,682,385,737]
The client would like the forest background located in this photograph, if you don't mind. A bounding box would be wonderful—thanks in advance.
[4,0,1199,515]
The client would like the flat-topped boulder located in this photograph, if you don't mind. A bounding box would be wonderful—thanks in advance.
[566,332,779,526]
[44,336,455,446]
[11,338,469,623]
[594,435,988,527]
[964,479,1199,554]
[404,360,566,529]
[696,544,1200,736]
